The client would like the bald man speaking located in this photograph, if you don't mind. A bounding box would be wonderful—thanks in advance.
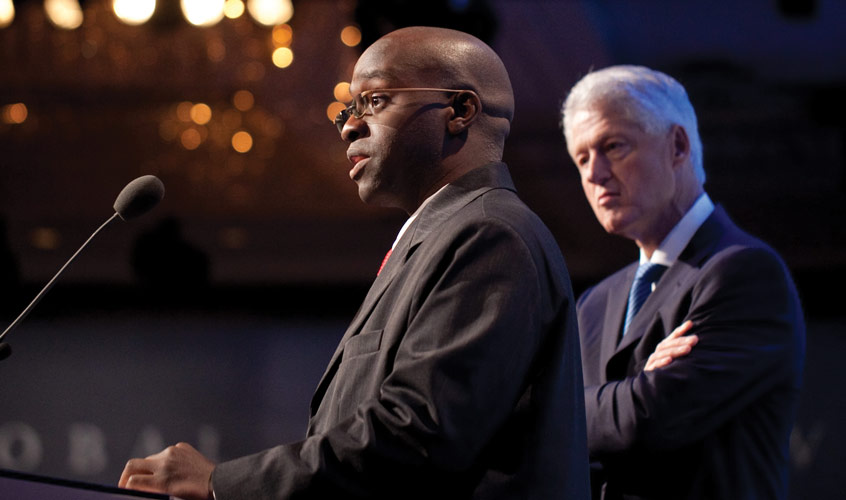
[119,27,590,500]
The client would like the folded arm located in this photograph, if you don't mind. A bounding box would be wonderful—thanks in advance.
[585,247,803,456]
[643,320,696,372]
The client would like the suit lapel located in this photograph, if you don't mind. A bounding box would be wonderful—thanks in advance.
[614,261,692,354]
[599,266,635,374]
[309,222,416,416]
[606,206,735,369]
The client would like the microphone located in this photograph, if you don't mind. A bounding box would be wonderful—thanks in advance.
[0,175,165,361]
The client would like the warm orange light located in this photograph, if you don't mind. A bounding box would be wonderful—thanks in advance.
[30,227,61,250]
[272,24,292,47]
[190,103,212,125]
[271,47,293,68]
[231,130,253,153]
[326,101,346,122]
[340,25,361,47]
[2,103,28,124]
[233,90,254,111]
[158,119,180,141]
[176,101,193,122]
[333,82,351,102]
[181,128,203,150]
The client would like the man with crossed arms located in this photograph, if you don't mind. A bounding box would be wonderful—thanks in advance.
[561,65,805,499]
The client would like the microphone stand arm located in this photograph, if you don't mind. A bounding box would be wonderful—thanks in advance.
[0,212,121,361]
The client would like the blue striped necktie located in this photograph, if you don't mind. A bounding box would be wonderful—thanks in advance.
[623,262,668,335]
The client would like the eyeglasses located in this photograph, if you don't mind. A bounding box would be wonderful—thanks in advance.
[334,87,476,134]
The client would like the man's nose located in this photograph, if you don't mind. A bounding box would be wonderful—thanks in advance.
[584,154,611,185]
[341,115,367,142]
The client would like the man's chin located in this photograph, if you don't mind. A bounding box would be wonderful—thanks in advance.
[357,185,389,207]
[600,217,634,239]
[358,188,408,213]
[357,184,377,204]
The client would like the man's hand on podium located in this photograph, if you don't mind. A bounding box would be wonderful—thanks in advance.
[119,442,215,500]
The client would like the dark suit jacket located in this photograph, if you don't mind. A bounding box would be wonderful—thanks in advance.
[213,162,590,499]
[577,206,805,500]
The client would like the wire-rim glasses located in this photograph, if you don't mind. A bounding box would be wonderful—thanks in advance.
[334,87,476,134]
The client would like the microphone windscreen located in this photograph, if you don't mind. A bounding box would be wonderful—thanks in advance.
[113,175,165,221]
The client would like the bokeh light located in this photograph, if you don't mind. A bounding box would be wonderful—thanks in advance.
[326,101,346,123]
[176,101,193,122]
[247,0,293,27]
[113,0,156,26]
[158,119,180,142]
[231,130,253,153]
[0,0,15,28]
[271,47,293,68]
[2,103,28,124]
[333,82,352,102]
[340,25,361,47]
[29,228,61,251]
[45,0,84,30]
[223,0,244,19]
[190,103,212,125]
[181,0,224,27]
[233,90,254,111]
[272,24,292,47]
[181,128,203,150]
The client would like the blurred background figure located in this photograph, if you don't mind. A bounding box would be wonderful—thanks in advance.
[132,216,210,301]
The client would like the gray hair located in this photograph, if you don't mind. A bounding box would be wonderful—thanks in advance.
[561,65,705,183]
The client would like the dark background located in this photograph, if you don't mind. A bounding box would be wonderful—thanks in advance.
[0,0,843,497]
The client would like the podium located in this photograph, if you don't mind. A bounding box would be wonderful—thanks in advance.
[0,468,173,499]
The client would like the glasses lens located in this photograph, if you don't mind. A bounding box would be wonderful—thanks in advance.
[334,91,381,133]
[335,107,350,134]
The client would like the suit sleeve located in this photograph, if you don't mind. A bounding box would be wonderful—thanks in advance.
[213,217,559,498]
[585,246,804,456]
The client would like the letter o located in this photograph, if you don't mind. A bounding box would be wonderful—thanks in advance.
[0,422,43,471]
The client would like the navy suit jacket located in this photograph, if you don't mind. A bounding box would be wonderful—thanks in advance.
[213,162,590,499]
[577,207,805,500]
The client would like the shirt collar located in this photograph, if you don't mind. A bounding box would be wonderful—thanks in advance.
[391,184,449,250]
[641,193,715,266]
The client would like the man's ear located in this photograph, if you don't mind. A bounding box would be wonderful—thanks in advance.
[447,91,482,135]
[670,124,691,169]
